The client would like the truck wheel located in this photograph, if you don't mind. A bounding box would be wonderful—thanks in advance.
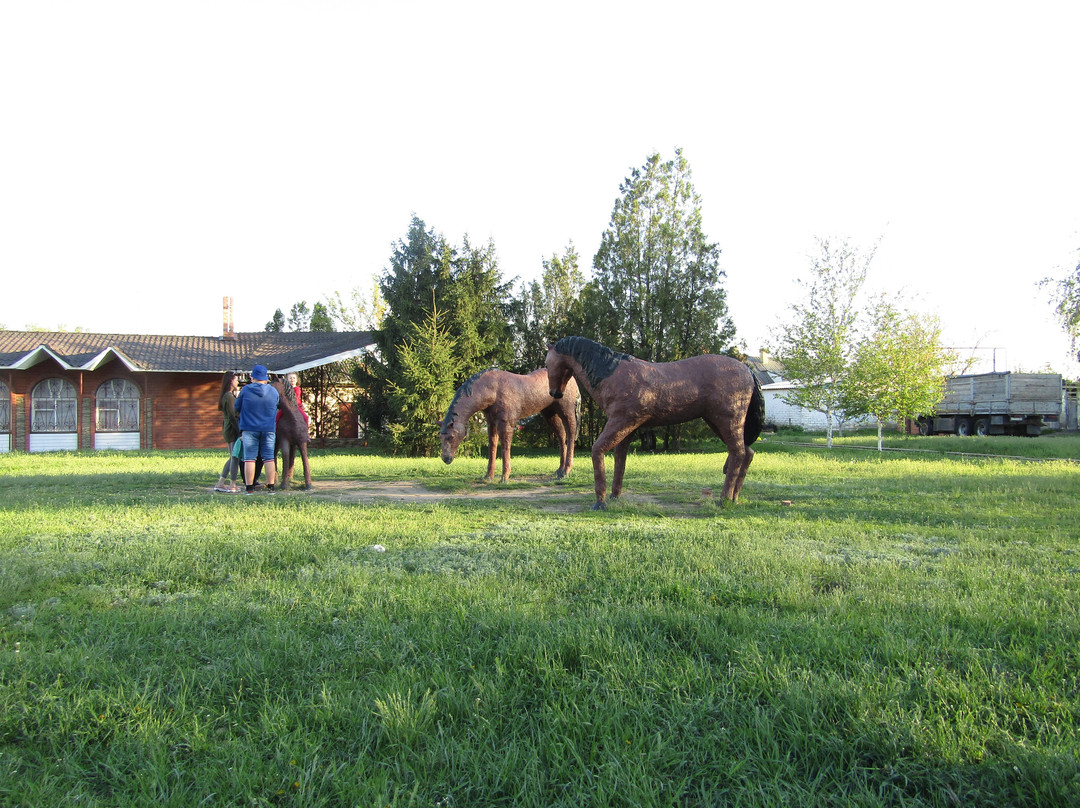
[918,418,933,436]
[974,418,990,436]
[956,419,972,436]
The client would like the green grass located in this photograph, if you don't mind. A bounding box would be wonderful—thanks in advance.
[1,441,1078,807]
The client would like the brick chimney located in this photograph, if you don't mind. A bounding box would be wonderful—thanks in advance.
[222,296,237,340]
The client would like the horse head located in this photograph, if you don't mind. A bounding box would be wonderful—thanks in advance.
[439,403,468,464]
[545,343,574,399]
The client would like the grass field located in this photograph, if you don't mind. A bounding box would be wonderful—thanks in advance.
[0,434,1078,807]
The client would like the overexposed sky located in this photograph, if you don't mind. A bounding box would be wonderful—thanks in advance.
[2,1,1078,376]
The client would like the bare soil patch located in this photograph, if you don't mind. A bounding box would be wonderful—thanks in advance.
[308,478,595,511]
[206,477,676,512]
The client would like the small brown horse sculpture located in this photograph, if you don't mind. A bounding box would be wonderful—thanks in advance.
[546,336,764,509]
[440,368,578,482]
[270,376,312,489]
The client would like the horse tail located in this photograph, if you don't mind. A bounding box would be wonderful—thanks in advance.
[744,374,765,446]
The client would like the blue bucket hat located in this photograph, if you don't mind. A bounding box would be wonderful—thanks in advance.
[251,364,269,381]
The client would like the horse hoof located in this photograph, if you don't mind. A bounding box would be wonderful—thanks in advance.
[592,501,607,511]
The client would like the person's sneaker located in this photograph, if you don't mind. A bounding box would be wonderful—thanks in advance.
[214,477,230,492]
[266,485,276,495]
[245,486,254,495]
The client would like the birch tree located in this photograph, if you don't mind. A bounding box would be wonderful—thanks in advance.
[773,237,875,446]
[1043,250,1080,362]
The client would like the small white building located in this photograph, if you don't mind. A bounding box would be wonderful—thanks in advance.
[746,351,881,432]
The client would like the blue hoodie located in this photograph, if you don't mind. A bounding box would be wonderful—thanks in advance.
[235,381,280,432]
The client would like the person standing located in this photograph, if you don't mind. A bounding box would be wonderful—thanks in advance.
[214,371,242,492]
[234,364,280,494]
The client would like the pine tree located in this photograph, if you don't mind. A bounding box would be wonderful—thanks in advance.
[386,305,462,456]
[265,309,285,332]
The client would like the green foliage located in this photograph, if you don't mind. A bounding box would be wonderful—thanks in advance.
[590,149,734,362]
[442,235,513,373]
[324,279,386,331]
[386,305,462,456]
[378,216,447,377]
[772,236,873,445]
[309,302,333,332]
[510,243,586,372]
[1043,251,1080,360]
[0,447,1078,806]
[842,299,954,449]
[264,308,285,332]
[368,217,514,437]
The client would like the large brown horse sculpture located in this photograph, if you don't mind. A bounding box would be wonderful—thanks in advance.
[440,368,578,482]
[270,376,312,490]
[546,336,764,509]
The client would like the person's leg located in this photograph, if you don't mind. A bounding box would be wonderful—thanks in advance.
[260,431,278,490]
[241,432,259,492]
[216,456,231,491]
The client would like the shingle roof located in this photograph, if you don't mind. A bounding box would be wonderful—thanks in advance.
[0,330,378,374]
[744,352,786,386]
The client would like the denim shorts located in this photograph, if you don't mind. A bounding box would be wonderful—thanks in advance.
[241,430,276,462]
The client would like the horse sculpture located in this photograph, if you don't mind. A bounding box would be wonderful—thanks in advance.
[440,368,579,482]
[545,336,764,509]
[270,376,312,490]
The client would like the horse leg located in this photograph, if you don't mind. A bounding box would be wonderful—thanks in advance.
[703,413,749,502]
[610,434,634,500]
[498,420,514,482]
[732,444,754,500]
[564,402,578,474]
[548,414,569,478]
[298,442,311,489]
[591,421,639,509]
[484,420,498,483]
[279,438,293,489]
[714,423,750,502]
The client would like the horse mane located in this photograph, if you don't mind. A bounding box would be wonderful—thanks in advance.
[440,368,498,434]
[553,336,633,389]
[272,376,300,414]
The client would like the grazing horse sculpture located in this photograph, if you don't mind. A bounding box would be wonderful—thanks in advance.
[440,368,579,482]
[545,336,764,509]
[270,376,312,489]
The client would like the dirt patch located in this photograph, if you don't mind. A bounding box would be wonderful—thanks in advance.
[308,478,595,511]
[207,478,675,512]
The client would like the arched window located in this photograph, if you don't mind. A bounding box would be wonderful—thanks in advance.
[96,379,140,432]
[31,378,78,433]
[0,379,10,453]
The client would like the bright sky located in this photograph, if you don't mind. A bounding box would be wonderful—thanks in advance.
[3,1,1078,377]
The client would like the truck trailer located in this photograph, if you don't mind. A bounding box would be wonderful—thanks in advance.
[920,372,1063,436]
